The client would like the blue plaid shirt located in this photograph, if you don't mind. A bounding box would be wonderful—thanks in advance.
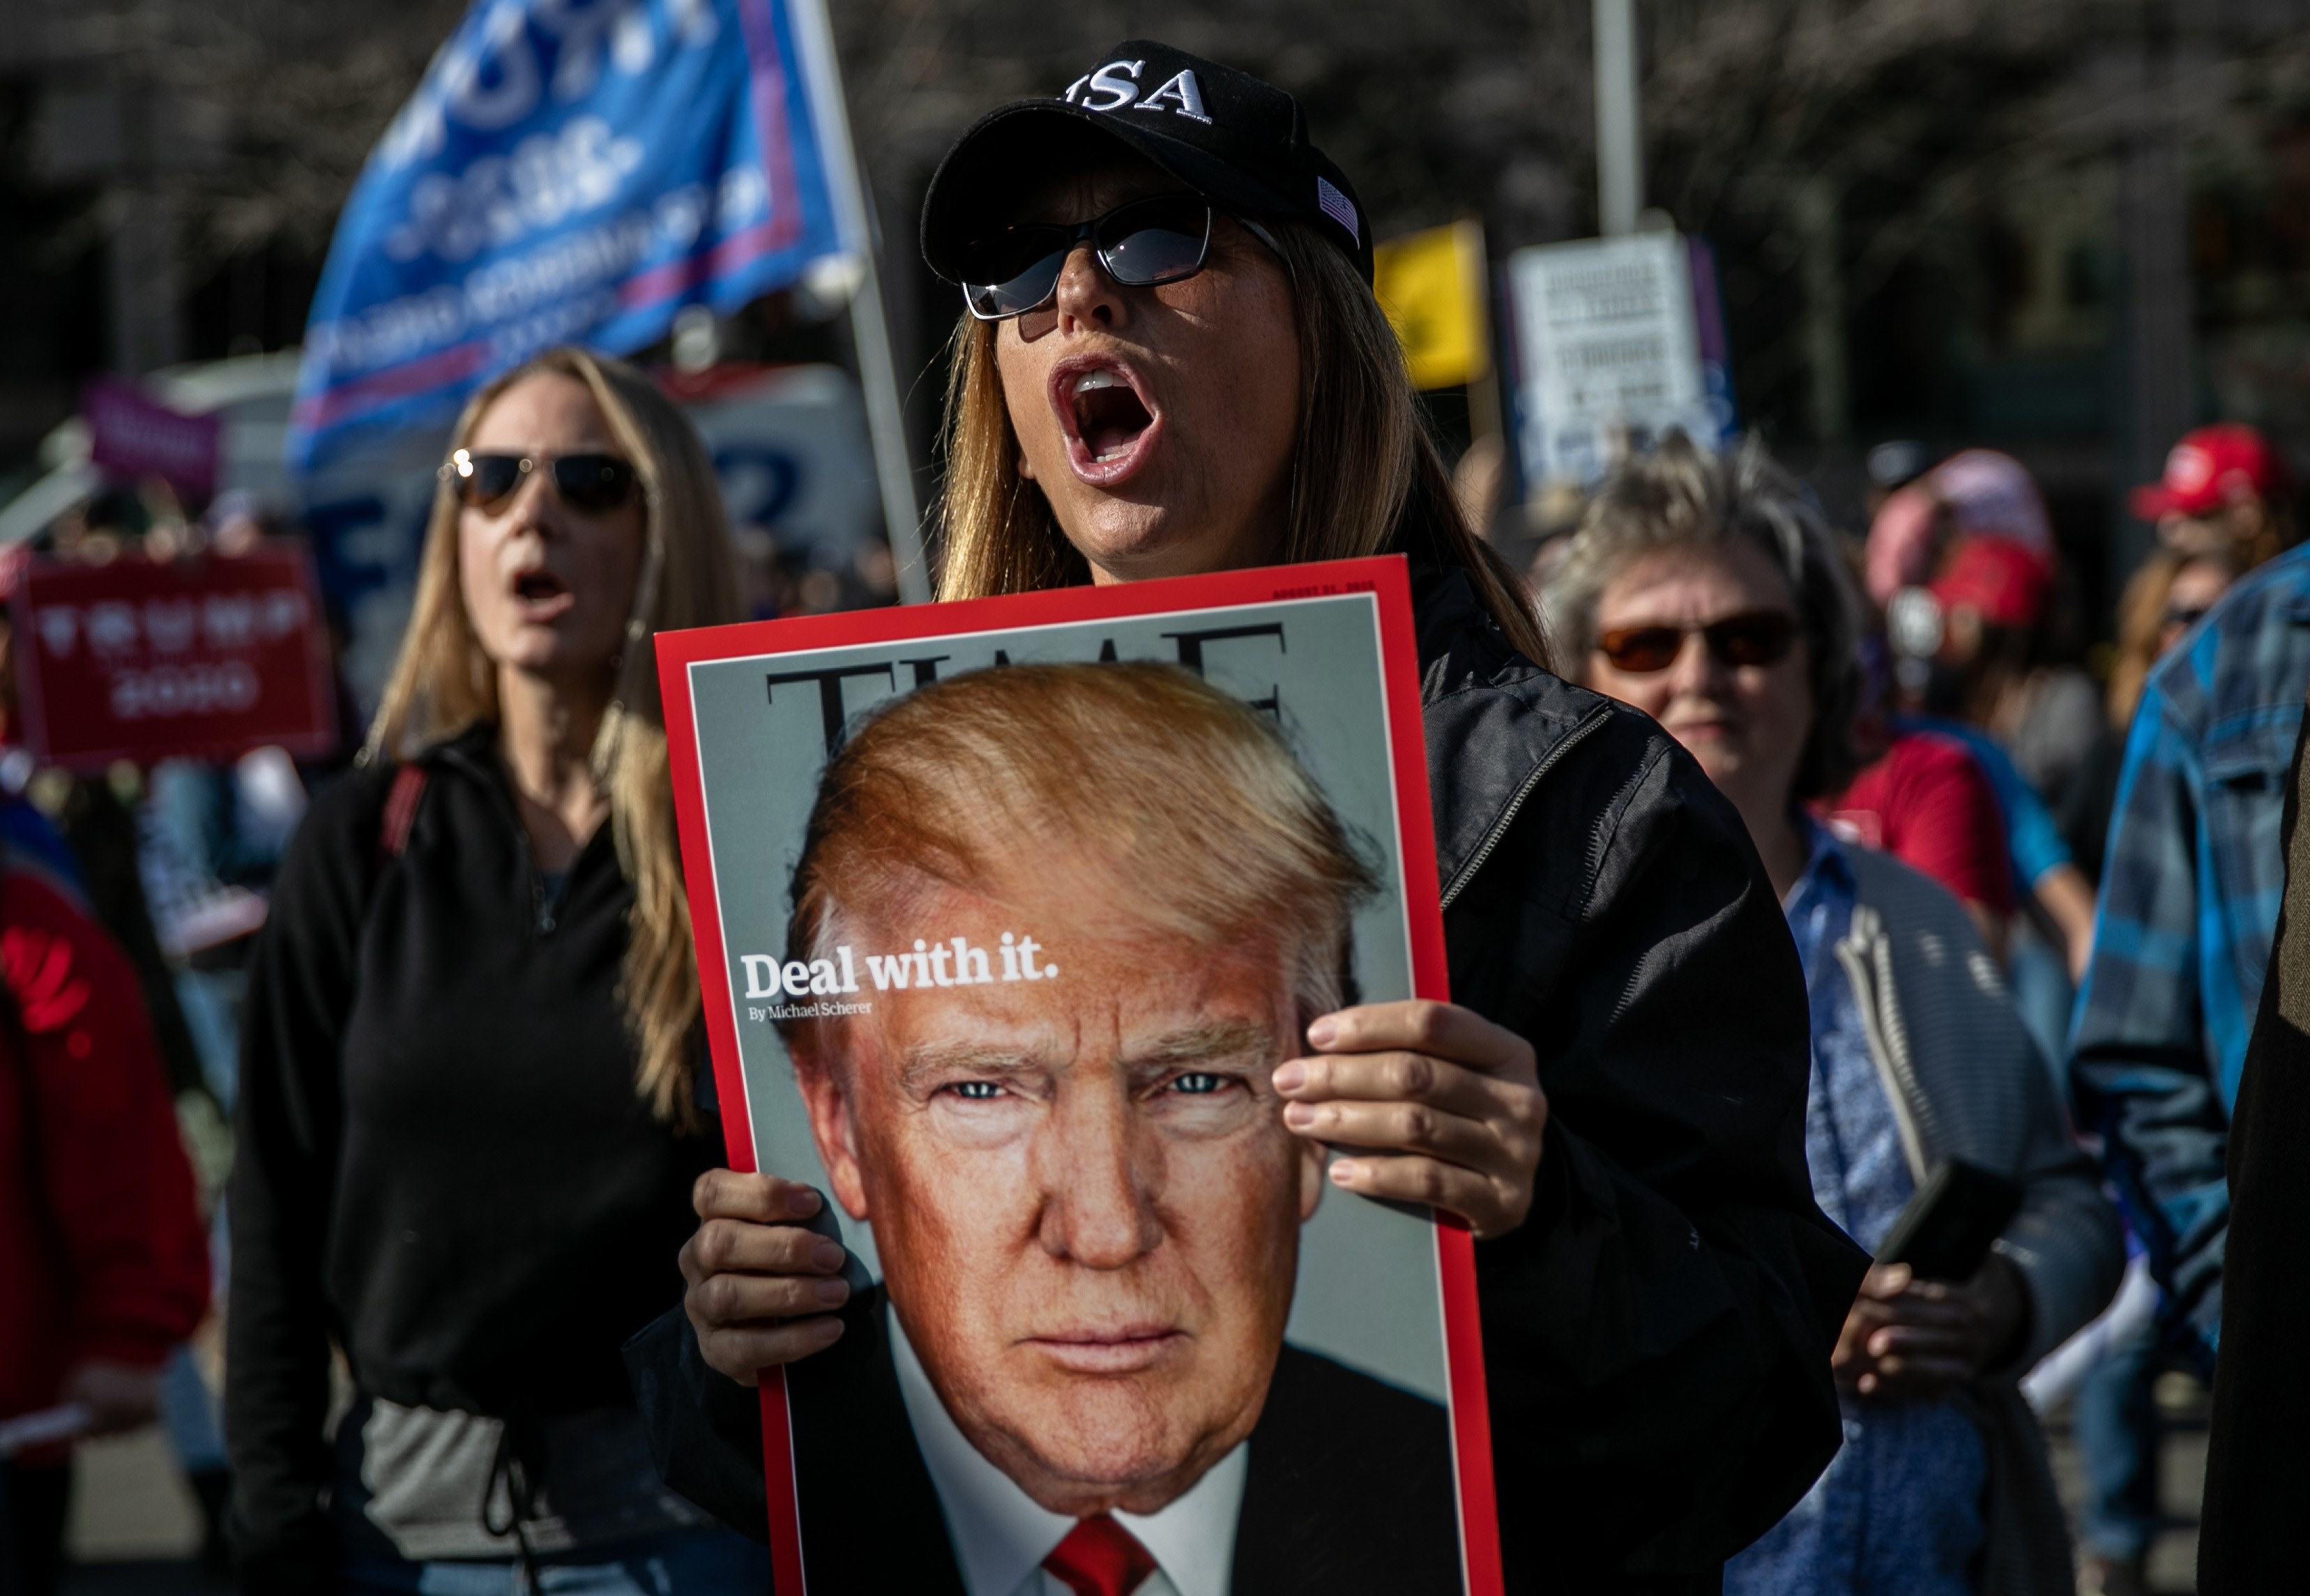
[2069,540,2310,1360]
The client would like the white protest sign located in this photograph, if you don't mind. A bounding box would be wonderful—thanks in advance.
[1508,233,1731,487]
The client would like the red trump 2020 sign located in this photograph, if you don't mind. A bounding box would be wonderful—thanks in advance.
[10,545,338,771]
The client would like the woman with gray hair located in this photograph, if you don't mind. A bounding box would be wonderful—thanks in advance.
[1551,433,2122,1596]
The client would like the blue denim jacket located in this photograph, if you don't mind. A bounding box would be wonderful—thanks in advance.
[2069,540,2310,1359]
[1726,823,1984,1596]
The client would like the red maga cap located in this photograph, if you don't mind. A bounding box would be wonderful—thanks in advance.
[2130,424,2288,521]
[1930,534,2055,630]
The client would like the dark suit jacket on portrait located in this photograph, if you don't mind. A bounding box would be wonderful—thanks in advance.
[626,1287,1459,1594]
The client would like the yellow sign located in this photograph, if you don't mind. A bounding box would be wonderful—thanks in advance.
[1373,220,1490,390]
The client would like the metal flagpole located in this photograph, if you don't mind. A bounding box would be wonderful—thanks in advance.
[1593,0,1642,237]
[786,0,932,605]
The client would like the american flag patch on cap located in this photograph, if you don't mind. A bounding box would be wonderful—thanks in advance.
[1315,176,1358,244]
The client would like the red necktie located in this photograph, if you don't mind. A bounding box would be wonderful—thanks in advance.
[1042,1514,1158,1596]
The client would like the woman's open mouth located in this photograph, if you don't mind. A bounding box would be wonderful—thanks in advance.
[511,568,575,619]
[1051,360,1162,487]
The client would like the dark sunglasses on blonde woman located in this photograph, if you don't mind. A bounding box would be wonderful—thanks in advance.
[1595,611,1800,674]
[957,193,1280,321]
[439,449,639,514]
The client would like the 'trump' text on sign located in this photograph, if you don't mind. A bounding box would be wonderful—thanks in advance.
[10,547,339,771]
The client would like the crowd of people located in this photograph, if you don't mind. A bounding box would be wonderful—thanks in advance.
[4,36,2308,1596]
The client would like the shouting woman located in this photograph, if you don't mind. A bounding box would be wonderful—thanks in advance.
[633,44,1867,1595]
[227,351,761,1593]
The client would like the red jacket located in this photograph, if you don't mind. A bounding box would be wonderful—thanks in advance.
[0,854,208,1422]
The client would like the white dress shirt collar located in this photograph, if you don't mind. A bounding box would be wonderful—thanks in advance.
[889,1307,1247,1596]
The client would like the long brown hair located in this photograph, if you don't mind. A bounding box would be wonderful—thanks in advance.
[2106,547,2240,731]
[932,219,1550,668]
[366,347,740,1127]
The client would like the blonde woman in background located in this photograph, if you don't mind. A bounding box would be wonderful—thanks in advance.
[2108,549,2242,734]
[225,349,757,1594]
[2058,547,2242,897]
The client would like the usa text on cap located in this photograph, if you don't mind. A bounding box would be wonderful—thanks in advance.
[920,42,1374,287]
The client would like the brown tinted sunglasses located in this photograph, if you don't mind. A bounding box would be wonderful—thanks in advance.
[1595,611,1800,673]
[439,450,638,514]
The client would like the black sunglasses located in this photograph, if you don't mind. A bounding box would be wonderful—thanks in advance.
[1595,611,1802,674]
[959,195,1276,321]
[439,450,639,514]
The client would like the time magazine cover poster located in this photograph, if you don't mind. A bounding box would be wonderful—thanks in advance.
[657,556,1501,1595]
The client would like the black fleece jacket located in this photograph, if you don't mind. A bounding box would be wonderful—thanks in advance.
[225,727,722,1590]
[624,566,1868,1595]
[2201,713,2310,1595]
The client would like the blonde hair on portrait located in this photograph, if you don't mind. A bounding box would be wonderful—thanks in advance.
[932,218,1551,669]
[780,662,1378,1074]
[367,347,741,1127]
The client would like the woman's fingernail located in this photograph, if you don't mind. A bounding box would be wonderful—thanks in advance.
[1284,1102,1317,1130]
[1329,1159,1359,1185]
[812,1277,850,1306]
[812,1316,846,1343]
[787,1186,822,1217]
[1273,1061,1306,1093]
[811,1240,846,1271]
[1307,1016,1339,1047]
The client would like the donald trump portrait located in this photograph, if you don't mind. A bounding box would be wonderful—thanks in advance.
[772,662,1459,1595]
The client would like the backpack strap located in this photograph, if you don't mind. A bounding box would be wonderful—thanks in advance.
[378,763,430,863]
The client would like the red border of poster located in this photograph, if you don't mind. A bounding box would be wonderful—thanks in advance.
[655,556,1500,1596]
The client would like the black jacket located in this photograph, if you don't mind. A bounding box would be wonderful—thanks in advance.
[628,1285,1457,1594]
[225,727,722,1588]
[2200,712,2310,1595]
[623,565,1866,1593]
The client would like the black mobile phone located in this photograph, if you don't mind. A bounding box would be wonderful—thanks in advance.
[1874,1159,2023,1283]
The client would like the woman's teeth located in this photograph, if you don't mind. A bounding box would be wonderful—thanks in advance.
[1069,369,1152,462]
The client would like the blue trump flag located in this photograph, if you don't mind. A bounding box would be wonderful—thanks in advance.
[289,0,849,472]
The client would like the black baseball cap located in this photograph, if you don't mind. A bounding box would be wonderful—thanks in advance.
[919,41,1373,287]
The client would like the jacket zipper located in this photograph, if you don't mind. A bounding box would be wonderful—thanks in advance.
[1832,906,1932,1185]
[514,824,554,936]
[442,742,563,938]
[1438,703,1612,912]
